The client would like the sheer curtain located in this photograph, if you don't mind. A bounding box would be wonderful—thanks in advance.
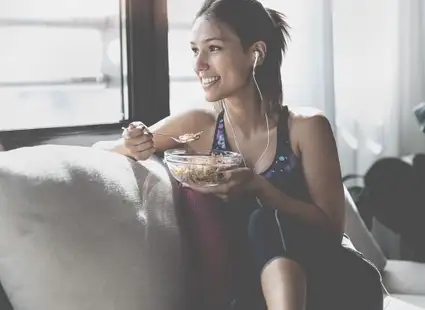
[167,0,425,177]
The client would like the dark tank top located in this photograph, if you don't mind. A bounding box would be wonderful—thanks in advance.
[212,105,311,203]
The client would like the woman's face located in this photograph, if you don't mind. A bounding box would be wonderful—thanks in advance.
[190,16,253,102]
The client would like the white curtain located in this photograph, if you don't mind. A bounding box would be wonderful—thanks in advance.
[168,0,425,177]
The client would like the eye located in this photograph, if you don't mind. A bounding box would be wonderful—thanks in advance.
[191,47,199,55]
[209,45,221,52]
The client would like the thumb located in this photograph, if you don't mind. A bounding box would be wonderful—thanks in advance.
[217,170,231,182]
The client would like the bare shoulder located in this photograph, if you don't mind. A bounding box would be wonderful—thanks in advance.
[287,106,335,153]
[289,106,331,130]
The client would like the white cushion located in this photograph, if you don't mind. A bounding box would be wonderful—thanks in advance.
[0,145,189,310]
[383,260,425,295]
[384,296,425,309]
[343,187,387,271]
[389,295,425,309]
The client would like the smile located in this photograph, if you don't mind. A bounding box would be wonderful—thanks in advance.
[201,76,220,88]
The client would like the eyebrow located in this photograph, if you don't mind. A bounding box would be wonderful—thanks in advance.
[190,37,225,44]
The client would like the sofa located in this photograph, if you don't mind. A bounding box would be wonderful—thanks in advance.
[0,144,424,310]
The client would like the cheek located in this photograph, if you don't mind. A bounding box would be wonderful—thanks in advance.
[227,63,250,86]
[217,57,249,83]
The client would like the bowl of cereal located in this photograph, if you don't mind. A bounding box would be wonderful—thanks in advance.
[164,149,243,187]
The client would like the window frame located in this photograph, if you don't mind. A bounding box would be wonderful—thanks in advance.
[0,0,169,150]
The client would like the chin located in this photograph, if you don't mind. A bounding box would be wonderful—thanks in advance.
[203,89,230,103]
[204,92,223,103]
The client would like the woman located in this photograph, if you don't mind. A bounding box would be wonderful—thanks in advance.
[95,0,384,309]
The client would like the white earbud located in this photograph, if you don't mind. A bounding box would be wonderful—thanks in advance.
[252,50,263,102]
[254,50,260,66]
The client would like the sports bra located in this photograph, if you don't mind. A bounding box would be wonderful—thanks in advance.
[211,105,312,203]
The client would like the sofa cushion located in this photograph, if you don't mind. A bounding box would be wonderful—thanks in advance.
[384,296,425,309]
[383,260,425,295]
[0,145,190,310]
[389,295,425,309]
[343,187,387,271]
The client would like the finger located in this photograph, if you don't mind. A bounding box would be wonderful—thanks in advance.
[132,140,154,152]
[134,146,156,161]
[184,184,221,195]
[217,171,231,183]
[131,133,153,146]
[129,121,146,129]
[126,123,151,138]
[123,127,144,139]
[122,122,143,135]
[125,133,152,148]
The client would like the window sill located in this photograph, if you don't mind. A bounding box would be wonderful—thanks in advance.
[0,122,128,150]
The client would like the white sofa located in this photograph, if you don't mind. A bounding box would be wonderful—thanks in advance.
[0,144,424,310]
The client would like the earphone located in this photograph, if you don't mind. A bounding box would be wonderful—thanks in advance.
[254,50,260,68]
[252,50,263,102]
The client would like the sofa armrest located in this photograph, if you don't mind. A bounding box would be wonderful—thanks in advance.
[383,260,425,295]
[0,145,190,310]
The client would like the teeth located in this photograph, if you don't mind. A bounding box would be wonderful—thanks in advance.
[201,76,220,86]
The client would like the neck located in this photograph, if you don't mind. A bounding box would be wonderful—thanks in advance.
[222,83,267,135]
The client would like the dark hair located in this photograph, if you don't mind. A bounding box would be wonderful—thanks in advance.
[195,0,290,114]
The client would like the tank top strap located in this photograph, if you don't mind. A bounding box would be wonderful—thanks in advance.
[276,105,291,153]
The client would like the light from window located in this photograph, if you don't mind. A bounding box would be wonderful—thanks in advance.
[167,1,207,115]
[0,0,127,131]
[0,27,103,83]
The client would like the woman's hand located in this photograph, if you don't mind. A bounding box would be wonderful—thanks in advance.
[185,167,258,201]
[122,122,156,161]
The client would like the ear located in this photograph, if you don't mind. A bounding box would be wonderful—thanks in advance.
[250,41,267,66]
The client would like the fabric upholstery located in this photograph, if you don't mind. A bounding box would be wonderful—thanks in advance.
[385,296,425,309]
[343,187,387,271]
[383,260,425,295]
[0,145,190,310]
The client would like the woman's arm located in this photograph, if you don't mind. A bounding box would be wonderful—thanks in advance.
[93,109,216,154]
[252,113,345,241]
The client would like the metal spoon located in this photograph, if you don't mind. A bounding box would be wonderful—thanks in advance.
[122,127,203,144]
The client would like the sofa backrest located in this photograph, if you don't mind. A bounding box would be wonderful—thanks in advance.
[343,186,387,271]
[0,145,191,310]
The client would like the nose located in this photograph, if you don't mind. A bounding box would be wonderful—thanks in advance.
[194,51,209,74]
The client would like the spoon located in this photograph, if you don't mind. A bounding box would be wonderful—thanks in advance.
[122,127,203,144]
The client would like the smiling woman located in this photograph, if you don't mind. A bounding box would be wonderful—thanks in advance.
[96,1,384,310]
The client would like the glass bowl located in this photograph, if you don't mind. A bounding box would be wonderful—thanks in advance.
[164,149,243,187]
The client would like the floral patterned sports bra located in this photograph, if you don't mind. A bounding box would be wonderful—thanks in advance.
[211,105,311,202]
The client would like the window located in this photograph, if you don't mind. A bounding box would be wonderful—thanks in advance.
[167,0,206,115]
[0,0,169,151]
[0,0,127,131]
